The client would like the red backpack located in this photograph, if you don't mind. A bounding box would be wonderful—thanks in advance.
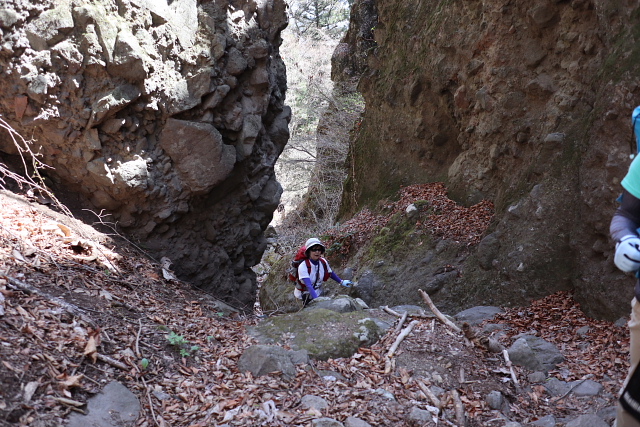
[287,246,330,291]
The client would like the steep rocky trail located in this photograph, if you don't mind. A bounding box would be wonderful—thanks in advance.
[0,189,629,426]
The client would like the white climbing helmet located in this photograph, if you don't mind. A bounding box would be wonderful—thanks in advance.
[304,237,325,256]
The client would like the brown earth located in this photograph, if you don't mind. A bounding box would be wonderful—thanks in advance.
[0,187,630,426]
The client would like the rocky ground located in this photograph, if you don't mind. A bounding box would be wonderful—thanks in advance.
[0,187,630,427]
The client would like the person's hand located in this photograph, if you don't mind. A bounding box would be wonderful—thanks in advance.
[340,280,353,288]
[615,235,640,273]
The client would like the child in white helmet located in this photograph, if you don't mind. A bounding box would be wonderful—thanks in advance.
[294,237,352,305]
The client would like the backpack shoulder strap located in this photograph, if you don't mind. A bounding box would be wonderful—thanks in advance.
[319,258,330,281]
[297,259,312,284]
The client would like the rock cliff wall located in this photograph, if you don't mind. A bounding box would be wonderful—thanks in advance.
[0,0,289,310]
[339,0,640,319]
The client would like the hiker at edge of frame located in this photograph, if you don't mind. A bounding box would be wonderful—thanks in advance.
[611,105,640,427]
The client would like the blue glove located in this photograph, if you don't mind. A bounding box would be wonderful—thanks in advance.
[340,280,353,288]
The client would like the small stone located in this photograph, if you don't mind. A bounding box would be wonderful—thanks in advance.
[407,407,433,424]
[576,325,590,336]
[615,317,628,327]
[311,417,343,427]
[565,414,608,427]
[571,379,603,397]
[301,395,328,412]
[485,390,504,410]
[530,414,556,427]
[373,388,396,401]
[344,417,372,427]
[528,371,547,383]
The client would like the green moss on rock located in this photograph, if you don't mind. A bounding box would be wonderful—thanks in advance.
[248,308,383,361]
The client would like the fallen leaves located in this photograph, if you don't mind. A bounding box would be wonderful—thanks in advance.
[493,291,629,393]
[325,182,494,255]
[82,329,100,363]
[0,190,628,427]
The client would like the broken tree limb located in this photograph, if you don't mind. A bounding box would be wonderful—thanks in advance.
[135,318,143,358]
[53,397,85,407]
[451,389,466,427]
[384,320,419,374]
[395,311,409,333]
[502,349,519,386]
[96,353,129,371]
[416,378,442,409]
[382,305,402,317]
[418,289,461,333]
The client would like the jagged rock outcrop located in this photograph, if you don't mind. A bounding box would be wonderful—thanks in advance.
[337,0,640,319]
[0,0,289,310]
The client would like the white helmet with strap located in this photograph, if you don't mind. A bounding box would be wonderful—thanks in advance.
[304,237,325,257]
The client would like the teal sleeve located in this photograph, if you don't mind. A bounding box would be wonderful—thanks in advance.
[622,156,640,199]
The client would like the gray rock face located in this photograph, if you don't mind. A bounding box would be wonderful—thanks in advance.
[337,0,640,320]
[565,414,609,427]
[159,119,236,195]
[0,0,289,310]
[454,306,503,325]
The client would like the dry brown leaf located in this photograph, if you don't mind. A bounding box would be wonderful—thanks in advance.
[83,336,97,363]
[57,224,71,237]
[59,374,83,389]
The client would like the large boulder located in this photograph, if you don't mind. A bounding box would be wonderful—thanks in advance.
[247,305,387,360]
[0,0,290,310]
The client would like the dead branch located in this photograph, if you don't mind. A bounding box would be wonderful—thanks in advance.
[382,305,433,321]
[96,353,129,371]
[451,389,466,427]
[395,311,409,333]
[142,377,160,427]
[135,318,143,358]
[384,320,419,374]
[418,289,461,333]
[381,305,402,317]
[416,378,442,409]
[502,349,519,387]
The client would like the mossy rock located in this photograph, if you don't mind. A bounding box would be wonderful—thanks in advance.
[259,256,303,314]
[246,308,383,361]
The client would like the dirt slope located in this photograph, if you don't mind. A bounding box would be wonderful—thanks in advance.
[0,188,631,426]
